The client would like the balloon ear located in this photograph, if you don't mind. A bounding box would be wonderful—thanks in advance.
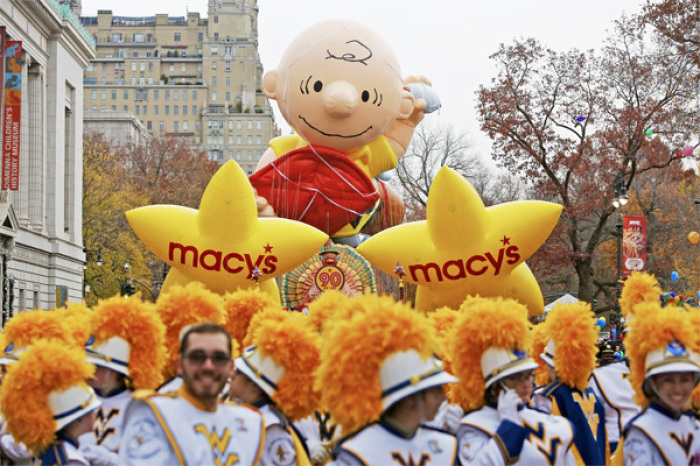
[263,70,279,100]
[396,89,415,120]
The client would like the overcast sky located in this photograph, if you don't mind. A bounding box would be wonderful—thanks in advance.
[80,0,647,158]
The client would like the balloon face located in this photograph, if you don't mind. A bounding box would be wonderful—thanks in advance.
[357,167,563,316]
[266,21,411,153]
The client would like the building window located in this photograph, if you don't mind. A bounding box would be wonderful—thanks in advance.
[91,90,97,99]
[228,120,233,130]
[132,50,138,58]
[256,121,262,130]
[198,63,203,71]
[226,77,231,86]
[165,106,170,115]
[160,121,164,131]
[193,105,197,115]
[133,33,144,43]
[148,77,153,84]
[132,62,136,71]
[229,151,233,160]
[212,62,217,71]
[248,150,253,160]
[124,105,128,111]
[148,62,153,72]
[131,77,137,84]
[237,151,241,160]
[237,121,242,130]
[154,105,159,115]
[196,121,201,131]
[248,120,253,129]
[135,106,140,115]
[174,33,181,42]
[183,121,188,130]
[142,106,147,115]
[193,91,198,100]
[111,33,122,42]
[139,78,145,85]
[174,91,179,100]
[198,32,204,42]
[124,90,129,99]
[182,63,186,72]
[211,47,218,56]
[165,91,170,100]
[236,135,241,144]
[146,50,152,57]
[212,77,217,87]
[111,105,116,111]
[214,15,218,23]
[183,91,188,100]
[226,92,230,101]
[256,150,262,160]
[225,62,231,72]
[256,135,261,144]
[247,135,252,144]
[147,121,152,130]
[214,32,219,41]
[100,90,106,100]
[154,90,159,100]
[140,62,145,71]
[183,106,188,115]
[212,92,217,101]
[174,121,179,132]
[196,136,200,144]
[174,106,179,115]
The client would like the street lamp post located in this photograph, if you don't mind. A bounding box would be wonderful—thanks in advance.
[83,247,103,299]
[120,261,157,301]
[611,170,629,315]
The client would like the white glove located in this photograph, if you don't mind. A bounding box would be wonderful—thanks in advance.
[306,439,331,465]
[79,444,119,466]
[443,403,464,434]
[497,388,521,425]
[0,434,31,462]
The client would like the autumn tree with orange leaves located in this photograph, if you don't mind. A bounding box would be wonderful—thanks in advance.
[83,132,219,303]
[477,16,700,311]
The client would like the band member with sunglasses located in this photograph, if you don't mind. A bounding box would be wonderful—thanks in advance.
[120,322,265,465]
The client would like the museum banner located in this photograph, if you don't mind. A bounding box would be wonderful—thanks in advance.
[2,40,21,191]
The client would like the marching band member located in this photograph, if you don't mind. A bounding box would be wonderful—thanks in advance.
[119,322,265,465]
[77,295,167,465]
[317,294,460,465]
[1,339,101,465]
[448,296,575,465]
[295,290,353,464]
[535,301,609,465]
[155,282,225,393]
[0,309,84,465]
[230,308,319,465]
[617,302,700,464]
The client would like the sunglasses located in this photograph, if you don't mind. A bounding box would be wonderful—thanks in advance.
[183,350,231,367]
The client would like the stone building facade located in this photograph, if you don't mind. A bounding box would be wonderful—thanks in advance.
[0,0,95,319]
[80,0,277,175]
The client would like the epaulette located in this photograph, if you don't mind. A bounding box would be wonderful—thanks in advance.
[539,382,562,398]
[621,408,647,438]
[223,399,263,415]
[419,424,454,436]
[131,389,177,400]
[331,422,374,454]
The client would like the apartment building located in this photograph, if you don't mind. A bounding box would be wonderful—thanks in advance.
[80,0,277,175]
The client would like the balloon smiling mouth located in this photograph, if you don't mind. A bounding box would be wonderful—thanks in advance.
[298,115,372,138]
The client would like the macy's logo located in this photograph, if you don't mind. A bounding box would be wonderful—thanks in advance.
[408,246,520,282]
[169,242,278,277]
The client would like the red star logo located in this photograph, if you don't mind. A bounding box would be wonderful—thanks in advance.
[263,243,273,253]
[501,236,511,246]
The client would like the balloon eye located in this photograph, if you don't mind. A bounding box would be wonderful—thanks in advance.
[361,90,370,102]
[313,81,323,92]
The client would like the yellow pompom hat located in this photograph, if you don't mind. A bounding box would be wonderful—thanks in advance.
[155,282,224,379]
[306,289,353,335]
[86,295,167,390]
[235,308,321,421]
[447,296,535,411]
[538,301,598,391]
[221,288,279,345]
[625,302,700,408]
[316,294,458,433]
[0,339,101,455]
[55,302,93,348]
[0,310,77,365]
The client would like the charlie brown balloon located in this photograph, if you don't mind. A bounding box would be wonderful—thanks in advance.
[250,20,430,241]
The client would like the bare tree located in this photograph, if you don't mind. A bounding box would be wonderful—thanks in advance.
[393,120,518,220]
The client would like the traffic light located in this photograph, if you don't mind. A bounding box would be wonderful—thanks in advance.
[120,282,136,296]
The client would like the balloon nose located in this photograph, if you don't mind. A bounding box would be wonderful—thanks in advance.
[323,81,358,118]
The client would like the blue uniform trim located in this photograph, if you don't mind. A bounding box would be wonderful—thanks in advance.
[37,436,78,465]
[381,369,446,398]
[494,420,526,464]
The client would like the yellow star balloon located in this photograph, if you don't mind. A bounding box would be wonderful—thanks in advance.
[357,166,562,315]
[126,160,328,300]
